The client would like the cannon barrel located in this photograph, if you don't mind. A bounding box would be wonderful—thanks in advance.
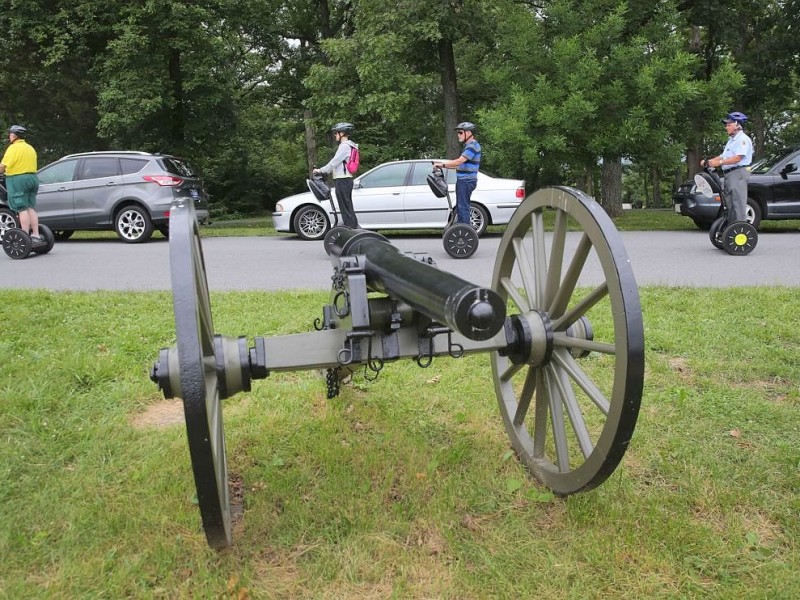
[328,229,505,341]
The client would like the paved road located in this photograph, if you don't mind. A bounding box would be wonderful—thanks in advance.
[2,230,798,291]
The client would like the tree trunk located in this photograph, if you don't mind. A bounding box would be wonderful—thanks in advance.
[600,156,623,217]
[168,48,185,154]
[751,112,765,158]
[575,164,594,197]
[438,39,460,158]
[304,109,318,175]
[651,165,662,208]
[686,143,702,180]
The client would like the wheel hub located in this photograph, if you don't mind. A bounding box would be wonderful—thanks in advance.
[501,310,553,367]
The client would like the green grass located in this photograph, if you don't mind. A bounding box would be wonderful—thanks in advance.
[1,288,798,598]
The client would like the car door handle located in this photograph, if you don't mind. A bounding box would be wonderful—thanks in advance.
[392,192,401,195]
[106,182,118,186]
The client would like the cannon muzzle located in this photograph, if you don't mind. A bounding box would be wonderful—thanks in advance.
[327,229,505,341]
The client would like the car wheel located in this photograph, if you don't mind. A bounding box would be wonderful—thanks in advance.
[0,207,19,232]
[692,218,712,231]
[52,230,75,241]
[469,203,489,236]
[746,198,762,230]
[115,205,154,243]
[293,205,329,241]
[157,224,169,239]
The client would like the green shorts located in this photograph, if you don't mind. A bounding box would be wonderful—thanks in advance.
[6,173,39,212]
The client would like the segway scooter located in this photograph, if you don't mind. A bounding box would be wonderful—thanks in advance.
[2,222,56,259]
[695,165,757,256]
[0,176,55,258]
[307,172,351,252]
[427,165,479,259]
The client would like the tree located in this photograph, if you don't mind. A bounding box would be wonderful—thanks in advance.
[304,0,498,167]
[480,0,738,213]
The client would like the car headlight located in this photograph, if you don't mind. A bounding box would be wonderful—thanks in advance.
[275,202,284,212]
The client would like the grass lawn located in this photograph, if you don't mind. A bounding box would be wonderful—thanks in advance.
[1,288,798,598]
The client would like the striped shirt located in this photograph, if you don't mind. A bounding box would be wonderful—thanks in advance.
[456,139,481,181]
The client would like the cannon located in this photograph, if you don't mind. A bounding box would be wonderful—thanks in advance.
[151,186,644,549]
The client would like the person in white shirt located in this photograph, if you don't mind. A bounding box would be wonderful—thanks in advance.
[701,111,754,223]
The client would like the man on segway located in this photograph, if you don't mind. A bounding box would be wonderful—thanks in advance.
[701,112,753,224]
[434,121,481,227]
[0,125,42,243]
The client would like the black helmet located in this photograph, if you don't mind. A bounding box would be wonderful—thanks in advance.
[7,125,27,137]
[331,122,354,134]
[454,121,476,132]
[721,112,748,125]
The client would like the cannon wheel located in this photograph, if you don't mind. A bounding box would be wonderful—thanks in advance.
[169,199,232,548]
[491,187,644,495]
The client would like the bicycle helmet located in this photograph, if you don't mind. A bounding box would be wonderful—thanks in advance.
[721,112,748,125]
[454,122,476,132]
[331,122,354,134]
[7,125,27,137]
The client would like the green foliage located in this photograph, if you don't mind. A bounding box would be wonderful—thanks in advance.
[1,0,798,215]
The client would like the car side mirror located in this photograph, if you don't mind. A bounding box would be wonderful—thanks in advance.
[780,162,797,179]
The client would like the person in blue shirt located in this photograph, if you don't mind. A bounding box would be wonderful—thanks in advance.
[434,121,481,226]
[701,111,753,223]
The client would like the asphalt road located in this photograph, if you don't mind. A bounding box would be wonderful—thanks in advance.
[2,230,798,291]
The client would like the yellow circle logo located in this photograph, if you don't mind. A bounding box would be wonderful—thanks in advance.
[735,233,748,246]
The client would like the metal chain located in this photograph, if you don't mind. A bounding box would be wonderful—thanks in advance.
[326,368,340,399]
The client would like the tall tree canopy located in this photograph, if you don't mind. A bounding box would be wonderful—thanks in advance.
[1,0,798,213]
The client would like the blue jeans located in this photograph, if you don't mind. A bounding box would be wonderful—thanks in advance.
[455,178,477,225]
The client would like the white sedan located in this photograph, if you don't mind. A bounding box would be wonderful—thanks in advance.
[272,159,525,240]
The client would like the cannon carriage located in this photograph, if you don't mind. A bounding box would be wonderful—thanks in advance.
[151,185,644,549]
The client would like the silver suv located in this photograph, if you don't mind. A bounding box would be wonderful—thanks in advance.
[0,151,210,243]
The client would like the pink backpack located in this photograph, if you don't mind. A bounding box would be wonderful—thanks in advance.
[344,143,360,175]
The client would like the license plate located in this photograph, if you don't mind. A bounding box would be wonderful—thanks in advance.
[673,203,681,214]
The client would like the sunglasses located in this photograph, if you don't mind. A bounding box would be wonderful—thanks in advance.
[457,130,466,135]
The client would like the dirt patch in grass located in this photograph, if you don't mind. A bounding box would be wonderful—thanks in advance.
[130,399,184,429]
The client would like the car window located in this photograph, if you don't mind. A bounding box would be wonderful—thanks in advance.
[359,163,410,188]
[409,163,435,186]
[408,163,457,186]
[750,149,800,175]
[38,159,79,184]
[160,157,196,178]
[79,157,120,180]
[120,158,148,175]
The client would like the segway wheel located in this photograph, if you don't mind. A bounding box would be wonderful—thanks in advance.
[709,217,725,250]
[323,225,351,256]
[2,228,33,259]
[443,223,478,259]
[32,224,55,255]
[722,222,757,256]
